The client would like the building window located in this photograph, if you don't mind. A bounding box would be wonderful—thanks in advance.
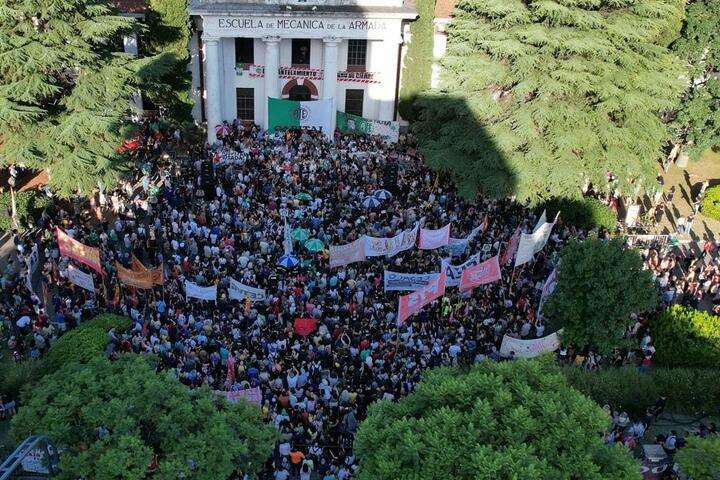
[235,38,254,65]
[344,89,364,117]
[236,88,255,121]
[292,39,311,67]
[347,40,367,70]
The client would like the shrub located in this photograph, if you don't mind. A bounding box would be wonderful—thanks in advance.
[0,357,43,399]
[700,184,720,221]
[83,313,132,332]
[650,305,720,368]
[562,365,720,417]
[0,190,51,232]
[675,436,720,480]
[536,197,617,231]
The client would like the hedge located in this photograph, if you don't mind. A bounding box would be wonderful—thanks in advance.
[650,305,720,368]
[562,365,720,417]
[700,184,720,221]
[0,190,51,232]
[397,0,436,121]
[535,197,617,231]
[0,314,131,398]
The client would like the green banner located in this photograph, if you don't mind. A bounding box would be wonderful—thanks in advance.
[336,111,399,142]
[268,97,333,135]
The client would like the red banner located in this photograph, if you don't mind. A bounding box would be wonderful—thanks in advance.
[294,318,318,337]
[397,273,446,326]
[56,228,102,274]
[131,255,164,285]
[459,256,501,293]
[501,227,521,266]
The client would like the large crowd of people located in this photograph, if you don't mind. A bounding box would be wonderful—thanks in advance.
[0,119,716,479]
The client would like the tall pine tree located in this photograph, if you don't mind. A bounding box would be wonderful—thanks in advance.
[0,0,171,196]
[415,0,687,201]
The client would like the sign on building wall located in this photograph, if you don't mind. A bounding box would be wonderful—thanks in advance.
[337,111,399,142]
[206,16,397,40]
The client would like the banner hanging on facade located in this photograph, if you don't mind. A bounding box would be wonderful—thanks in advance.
[268,97,333,135]
[185,280,217,301]
[418,224,451,250]
[56,228,103,274]
[397,273,446,326]
[499,330,563,358]
[336,111,400,143]
[329,237,366,267]
[383,271,440,291]
[440,254,481,287]
[459,255,501,292]
[229,278,267,302]
[67,264,95,293]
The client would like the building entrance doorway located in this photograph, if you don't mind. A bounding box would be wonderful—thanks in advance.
[288,84,312,101]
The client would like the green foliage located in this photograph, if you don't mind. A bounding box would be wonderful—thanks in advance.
[0,356,43,399]
[650,305,720,368]
[536,197,616,231]
[397,0,435,121]
[701,184,720,221]
[0,190,51,232]
[0,0,176,197]
[670,0,720,161]
[143,0,193,121]
[355,360,640,480]
[675,436,720,480]
[10,355,276,480]
[562,365,720,417]
[545,238,659,353]
[414,0,686,201]
[41,314,131,374]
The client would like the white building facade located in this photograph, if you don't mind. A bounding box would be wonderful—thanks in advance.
[189,0,417,143]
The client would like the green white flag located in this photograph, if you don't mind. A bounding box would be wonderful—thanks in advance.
[268,97,333,135]
[336,111,399,143]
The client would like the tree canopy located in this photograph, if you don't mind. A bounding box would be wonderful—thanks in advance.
[670,0,720,161]
[414,0,686,201]
[354,360,640,480]
[544,238,659,353]
[10,355,275,480]
[0,0,173,196]
[675,436,720,480]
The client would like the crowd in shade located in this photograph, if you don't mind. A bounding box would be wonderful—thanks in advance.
[0,119,716,479]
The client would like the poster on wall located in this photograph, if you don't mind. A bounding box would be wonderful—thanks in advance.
[336,111,400,143]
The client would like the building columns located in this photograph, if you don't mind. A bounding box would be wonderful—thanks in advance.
[377,37,402,121]
[263,36,281,129]
[322,37,340,133]
[203,34,222,145]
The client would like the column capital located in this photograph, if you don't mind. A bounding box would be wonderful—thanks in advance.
[323,37,341,46]
[262,35,281,45]
[201,33,220,45]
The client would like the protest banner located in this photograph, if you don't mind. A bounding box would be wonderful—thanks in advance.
[538,267,558,316]
[229,278,267,302]
[24,244,39,294]
[441,254,481,287]
[283,219,293,255]
[447,225,482,257]
[294,318,318,336]
[329,237,366,267]
[418,224,451,250]
[625,204,641,227]
[514,214,558,267]
[459,256,501,292]
[383,271,440,291]
[397,273,446,326]
[185,280,217,301]
[130,255,164,285]
[56,228,103,274]
[67,264,95,293]
[501,227,521,266]
[499,330,563,358]
[116,262,156,289]
[214,387,262,406]
[336,111,400,143]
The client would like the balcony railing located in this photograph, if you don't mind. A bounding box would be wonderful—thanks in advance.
[234,65,381,84]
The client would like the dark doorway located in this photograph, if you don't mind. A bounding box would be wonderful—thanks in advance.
[289,84,312,101]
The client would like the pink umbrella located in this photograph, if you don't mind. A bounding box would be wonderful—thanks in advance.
[215,124,231,137]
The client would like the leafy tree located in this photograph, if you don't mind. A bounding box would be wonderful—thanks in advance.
[11,355,275,480]
[355,360,640,480]
[675,436,720,480]
[649,305,720,368]
[143,0,194,121]
[414,0,686,201]
[0,0,173,196]
[670,0,720,161]
[397,0,435,121]
[544,238,658,353]
[0,189,50,232]
[701,184,720,220]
